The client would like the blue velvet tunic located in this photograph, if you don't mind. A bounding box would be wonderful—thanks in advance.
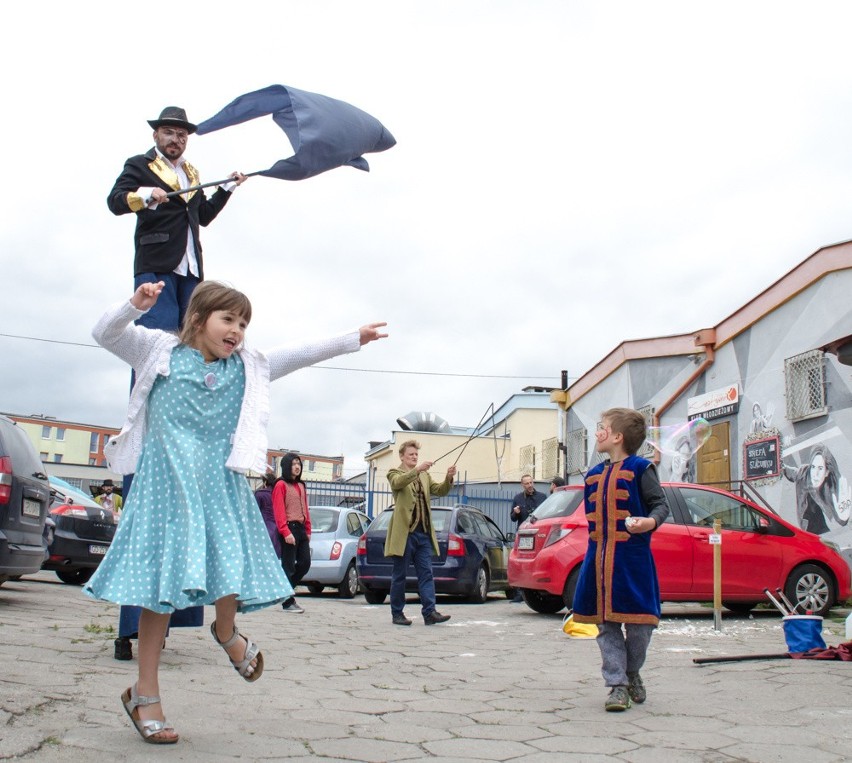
[572,456,662,625]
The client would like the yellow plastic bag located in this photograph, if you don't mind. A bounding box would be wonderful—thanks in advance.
[562,613,599,639]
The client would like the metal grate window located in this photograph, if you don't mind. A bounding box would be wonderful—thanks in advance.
[519,445,536,478]
[637,405,656,458]
[566,428,587,475]
[541,437,559,480]
[785,350,827,421]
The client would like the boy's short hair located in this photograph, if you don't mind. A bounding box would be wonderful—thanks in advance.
[398,439,421,457]
[601,407,647,455]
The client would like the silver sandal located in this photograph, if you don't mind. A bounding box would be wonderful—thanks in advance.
[210,621,264,682]
[121,684,178,744]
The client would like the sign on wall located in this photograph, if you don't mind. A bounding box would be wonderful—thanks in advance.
[743,436,781,480]
[688,384,740,421]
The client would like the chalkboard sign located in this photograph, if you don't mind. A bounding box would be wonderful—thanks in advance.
[743,436,780,480]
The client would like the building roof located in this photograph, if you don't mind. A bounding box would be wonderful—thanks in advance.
[563,239,852,405]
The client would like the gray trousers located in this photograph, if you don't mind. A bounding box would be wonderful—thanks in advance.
[596,621,655,687]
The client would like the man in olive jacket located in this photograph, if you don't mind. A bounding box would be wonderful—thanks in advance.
[385,440,456,626]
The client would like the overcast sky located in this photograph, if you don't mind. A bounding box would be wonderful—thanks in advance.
[3,2,852,478]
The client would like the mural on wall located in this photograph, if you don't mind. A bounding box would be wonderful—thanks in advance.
[748,401,775,435]
[668,436,695,483]
[782,442,851,535]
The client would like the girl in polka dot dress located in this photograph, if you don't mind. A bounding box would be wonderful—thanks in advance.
[84,280,387,744]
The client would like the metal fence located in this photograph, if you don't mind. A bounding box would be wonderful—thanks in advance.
[297,479,520,535]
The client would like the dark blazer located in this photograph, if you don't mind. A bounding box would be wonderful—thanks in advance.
[107,148,232,277]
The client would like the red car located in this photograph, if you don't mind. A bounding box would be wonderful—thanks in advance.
[508,483,852,617]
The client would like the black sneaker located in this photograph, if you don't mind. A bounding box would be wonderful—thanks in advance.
[627,673,646,704]
[423,611,451,625]
[282,599,305,614]
[605,686,632,712]
[114,637,133,661]
[392,613,412,626]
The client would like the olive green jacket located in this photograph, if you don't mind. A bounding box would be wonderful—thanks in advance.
[384,466,454,557]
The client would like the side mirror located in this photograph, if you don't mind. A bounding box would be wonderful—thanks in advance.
[756,516,770,534]
[504,532,516,544]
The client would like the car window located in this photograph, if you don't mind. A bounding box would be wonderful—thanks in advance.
[679,487,763,531]
[1,419,44,475]
[346,512,362,536]
[456,511,477,534]
[532,489,584,520]
[472,512,504,540]
[370,510,393,531]
[357,513,371,533]
[311,508,339,533]
[431,509,451,533]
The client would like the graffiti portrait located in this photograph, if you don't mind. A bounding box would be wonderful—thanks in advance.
[783,443,851,534]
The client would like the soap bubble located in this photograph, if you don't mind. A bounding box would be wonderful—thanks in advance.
[646,418,711,459]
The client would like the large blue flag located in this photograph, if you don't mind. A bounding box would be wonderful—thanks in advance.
[196,84,396,180]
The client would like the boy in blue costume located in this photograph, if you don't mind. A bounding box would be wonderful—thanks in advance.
[572,408,670,711]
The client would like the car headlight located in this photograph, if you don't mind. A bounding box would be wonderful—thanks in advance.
[820,537,841,554]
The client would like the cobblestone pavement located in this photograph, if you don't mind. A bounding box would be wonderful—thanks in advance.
[2,572,851,762]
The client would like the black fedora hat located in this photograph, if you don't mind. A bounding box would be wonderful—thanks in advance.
[148,106,197,134]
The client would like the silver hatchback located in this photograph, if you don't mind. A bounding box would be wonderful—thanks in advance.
[302,507,371,598]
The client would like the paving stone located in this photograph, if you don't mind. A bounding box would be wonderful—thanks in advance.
[2,573,850,762]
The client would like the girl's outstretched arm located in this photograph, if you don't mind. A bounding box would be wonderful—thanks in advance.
[266,322,388,381]
[92,282,168,368]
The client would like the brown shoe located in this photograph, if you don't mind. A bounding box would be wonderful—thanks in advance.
[392,613,412,626]
[423,611,451,625]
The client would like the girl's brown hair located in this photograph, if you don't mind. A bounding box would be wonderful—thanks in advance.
[178,281,252,346]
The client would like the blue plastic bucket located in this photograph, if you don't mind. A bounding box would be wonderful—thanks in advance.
[782,615,826,653]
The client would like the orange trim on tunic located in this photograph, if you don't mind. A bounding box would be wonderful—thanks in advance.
[574,462,661,626]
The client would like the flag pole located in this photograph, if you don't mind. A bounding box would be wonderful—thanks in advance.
[163,171,263,198]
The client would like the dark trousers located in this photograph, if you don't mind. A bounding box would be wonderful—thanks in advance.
[134,271,201,331]
[282,521,311,596]
[390,530,437,617]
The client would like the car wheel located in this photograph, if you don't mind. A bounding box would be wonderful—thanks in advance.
[523,588,566,614]
[307,583,324,595]
[467,565,490,604]
[337,562,359,599]
[363,588,388,605]
[723,602,756,614]
[56,568,93,586]
[785,564,835,617]
[561,568,579,610]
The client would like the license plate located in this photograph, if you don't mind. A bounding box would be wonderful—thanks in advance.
[89,545,108,556]
[23,498,41,517]
[518,535,535,550]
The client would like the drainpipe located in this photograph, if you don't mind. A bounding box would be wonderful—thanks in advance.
[651,329,716,465]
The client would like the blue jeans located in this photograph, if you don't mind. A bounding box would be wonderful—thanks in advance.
[390,530,436,617]
[134,272,200,331]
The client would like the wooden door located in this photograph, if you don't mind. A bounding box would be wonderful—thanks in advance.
[696,421,731,489]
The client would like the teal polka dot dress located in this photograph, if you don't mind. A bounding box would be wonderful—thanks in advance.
[85,344,293,613]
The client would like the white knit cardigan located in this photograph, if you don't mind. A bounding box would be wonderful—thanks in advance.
[94,300,361,475]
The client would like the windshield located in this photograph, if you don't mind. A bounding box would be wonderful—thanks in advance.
[532,489,584,520]
[49,476,102,509]
[311,508,339,533]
